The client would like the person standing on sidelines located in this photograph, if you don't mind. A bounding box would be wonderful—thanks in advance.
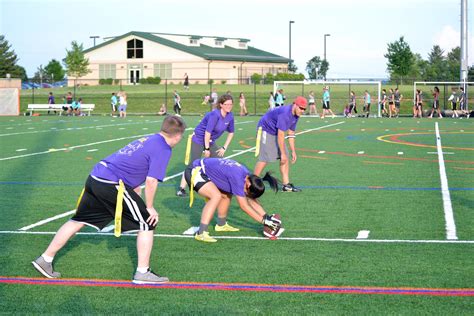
[363,90,371,118]
[308,91,317,116]
[47,92,56,115]
[458,87,469,118]
[380,89,388,117]
[183,73,189,91]
[32,116,186,284]
[268,92,275,110]
[321,86,335,119]
[388,88,395,118]
[173,90,182,116]
[274,89,285,107]
[176,94,235,197]
[110,92,118,117]
[429,86,442,118]
[394,88,403,118]
[185,158,281,242]
[414,89,423,118]
[239,92,248,116]
[118,91,127,118]
[254,96,307,192]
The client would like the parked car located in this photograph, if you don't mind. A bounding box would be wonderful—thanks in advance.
[21,83,32,89]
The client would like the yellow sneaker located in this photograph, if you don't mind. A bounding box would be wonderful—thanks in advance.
[215,223,240,232]
[194,231,217,243]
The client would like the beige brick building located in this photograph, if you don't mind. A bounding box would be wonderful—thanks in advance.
[75,31,289,85]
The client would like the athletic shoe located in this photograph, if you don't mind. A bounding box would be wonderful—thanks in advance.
[194,231,217,243]
[215,223,240,232]
[282,183,302,192]
[133,269,169,284]
[31,256,61,278]
[176,188,187,197]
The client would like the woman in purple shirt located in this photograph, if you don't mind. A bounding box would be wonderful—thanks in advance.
[176,94,235,197]
[185,158,282,243]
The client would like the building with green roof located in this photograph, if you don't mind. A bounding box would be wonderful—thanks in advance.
[78,31,290,85]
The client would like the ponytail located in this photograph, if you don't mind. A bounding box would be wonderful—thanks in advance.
[247,172,279,199]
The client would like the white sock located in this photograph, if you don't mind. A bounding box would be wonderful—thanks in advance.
[41,254,54,263]
[136,266,149,273]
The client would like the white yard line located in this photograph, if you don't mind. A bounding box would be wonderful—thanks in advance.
[16,121,344,231]
[18,210,76,231]
[435,122,457,240]
[0,230,472,244]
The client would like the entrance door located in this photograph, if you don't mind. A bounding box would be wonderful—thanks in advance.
[129,69,141,84]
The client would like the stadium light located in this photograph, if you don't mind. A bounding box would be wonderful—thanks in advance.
[324,34,331,80]
[90,36,100,47]
[289,21,295,61]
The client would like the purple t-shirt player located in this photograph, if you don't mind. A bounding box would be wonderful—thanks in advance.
[257,105,298,135]
[192,110,234,146]
[192,158,248,197]
[91,134,172,188]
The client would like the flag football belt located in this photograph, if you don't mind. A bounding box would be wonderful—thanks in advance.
[189,159,209,208]
[255,126,262,157]
[184,134,193,165]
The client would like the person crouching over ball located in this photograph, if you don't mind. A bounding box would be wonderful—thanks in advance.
[185,158,283,242]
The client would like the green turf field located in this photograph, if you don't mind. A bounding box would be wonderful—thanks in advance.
[0,114,473,314]
[21,82,473,116]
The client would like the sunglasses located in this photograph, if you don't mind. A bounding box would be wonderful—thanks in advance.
[298,106,306,111]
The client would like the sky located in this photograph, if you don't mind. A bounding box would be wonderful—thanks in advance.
[1,0,473,79]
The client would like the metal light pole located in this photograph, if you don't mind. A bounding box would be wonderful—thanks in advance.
[324,34,331,80]
[289,21,295,60]
[90,36,100,47]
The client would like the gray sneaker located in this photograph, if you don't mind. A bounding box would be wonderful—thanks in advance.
[32,256,61,278]
[133,269,169,284]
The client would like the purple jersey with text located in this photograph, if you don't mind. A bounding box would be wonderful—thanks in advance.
[192,110,234,145]
[257,105,298,135]
[91,134,171,188]
[192,158,248,197]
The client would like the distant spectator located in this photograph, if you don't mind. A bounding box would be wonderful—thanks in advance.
[111,92,118,117]
[211,88,218,109]
[348,91,357,116]
[414,89,423,118]
[458,87,469,118]
[380,89,388,117]
[308,91,317,116]
[68,98,82,116]
[158,103,167,116]
[66,92,73,104]
[448,88,459,118]
[202,95,211,106]
[183,73,189,91]
[429,86,442,118]
[321,86,335,119]
[394,88,402,118]
[47,92,56,115]
[274,89,285,107]
[268,92,275,110]
[118,91,127,118]
[363,90,371,118]
[239,92,248,116]
[173,90,181,116]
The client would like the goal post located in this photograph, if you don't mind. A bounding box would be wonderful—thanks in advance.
[414,81,472,112]
[274,80,382,117]
[0,88,20,116]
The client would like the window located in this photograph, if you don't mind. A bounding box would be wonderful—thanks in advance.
[127,39,143,59]
[153,63,172,79]
[189,39,198,45]
[99,64,116,79]
[239,42,247,48]
[215,40,223,46]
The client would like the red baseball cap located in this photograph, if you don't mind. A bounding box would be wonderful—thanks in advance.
[294,96,308,109]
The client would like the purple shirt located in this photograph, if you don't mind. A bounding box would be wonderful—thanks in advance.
[192,158,248,197]
[257,105,298,135]
[192,110,234,146]
[91,134,172,188]
[48,95,55,104]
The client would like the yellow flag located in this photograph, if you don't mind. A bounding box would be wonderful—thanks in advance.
[189,167,201,208]
[75,188,85,214]
[114,180,125,237]
[255,127,262,157]
[184,134,193,165]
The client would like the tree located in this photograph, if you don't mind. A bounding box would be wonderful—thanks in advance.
[425,45,447,81]
[306,56,321,79]
[446,47,460,81]
[33,64,46,83]
[0,35,25,79]
[288,61,298,73]
[63,41,90,79]
[44,59,65,82]
[384,36,414,84]
[320,59,329,80]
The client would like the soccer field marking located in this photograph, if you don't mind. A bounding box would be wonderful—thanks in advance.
[356,230,370,239]
[435,122,457,240]
[18,210,76,231]
[1,230,473,244]
[377,132,474,151]
[1,276,472,297]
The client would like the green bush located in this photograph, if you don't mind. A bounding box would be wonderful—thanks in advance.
[274,73,305,81]
[221,80,227,84]
[208,79,214,85]
[263,73,274,84]
[142,77,161,85]
[99,78,113,85]
[250,73,262,84]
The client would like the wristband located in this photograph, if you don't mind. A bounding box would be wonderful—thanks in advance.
[222,146,226,150]
[204,147,210,151]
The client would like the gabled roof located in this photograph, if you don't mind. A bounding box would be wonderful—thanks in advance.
[83,31,290,64]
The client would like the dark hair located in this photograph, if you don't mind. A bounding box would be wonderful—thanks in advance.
[434,86,440,93]
[217,94,233,109]
[161,115,186,136]
[246,172,279,199]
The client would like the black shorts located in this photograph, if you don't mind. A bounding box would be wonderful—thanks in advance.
[184,166,211,192]
[389,101,394,105]
[322,101,330,109]
[395,102,400,108]
[451,102,457,110]
[72,175,154,232]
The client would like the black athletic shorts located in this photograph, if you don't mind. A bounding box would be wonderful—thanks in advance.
[395,101,400,108]
[322,101,330,109]
[184,166,211,192]
[72,175,154,232]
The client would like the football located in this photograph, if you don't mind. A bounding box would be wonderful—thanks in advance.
[263,213,284,240]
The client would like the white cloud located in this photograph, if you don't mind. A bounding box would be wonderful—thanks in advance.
[434,25,460,53]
